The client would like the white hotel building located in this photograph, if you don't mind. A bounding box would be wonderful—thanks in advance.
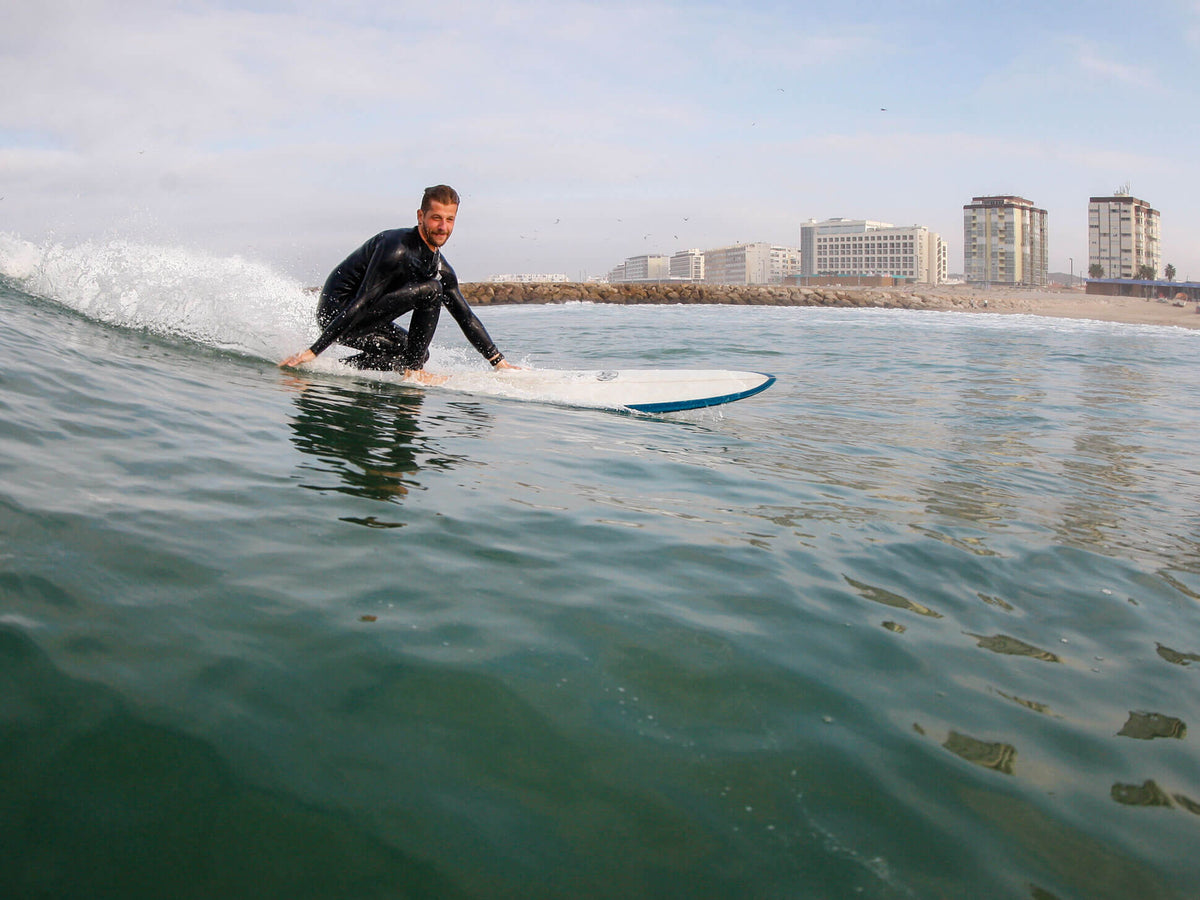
[799,218,947,284]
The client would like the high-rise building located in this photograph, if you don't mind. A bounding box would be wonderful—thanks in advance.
[799,218,946,284]
[963,196,1048,287]
[1088,192,1160,280]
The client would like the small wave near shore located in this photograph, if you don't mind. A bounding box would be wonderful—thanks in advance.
[462,280,1200,330]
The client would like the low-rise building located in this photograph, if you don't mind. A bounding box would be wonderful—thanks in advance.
[670,249,705,282]
[770,245,803,283]
[617,254,671,282]
[703,242,800,285]
[488,273,570,283]
[605,262,627,283]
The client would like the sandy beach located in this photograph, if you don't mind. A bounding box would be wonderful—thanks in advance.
[924,286,1200,330]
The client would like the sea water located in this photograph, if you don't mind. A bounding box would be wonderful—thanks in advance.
[2,237,1199,899]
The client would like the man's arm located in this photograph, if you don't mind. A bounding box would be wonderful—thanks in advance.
[305,242,400,358]
[278,233,395,367]
[438,265,516,368]
[442,285,511,365]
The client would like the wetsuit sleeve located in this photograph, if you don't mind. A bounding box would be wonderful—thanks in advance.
[440,269,505,365]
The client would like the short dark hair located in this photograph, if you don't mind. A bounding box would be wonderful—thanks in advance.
[421,184,460,211]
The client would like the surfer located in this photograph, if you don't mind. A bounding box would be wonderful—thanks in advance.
[279,185,516,382]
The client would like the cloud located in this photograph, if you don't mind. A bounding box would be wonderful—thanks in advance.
[1185,0,1200,45]
[1,2,438,151]
[800,130,1176,175]
[3,1,1199,280]
[1071,39,1159,89]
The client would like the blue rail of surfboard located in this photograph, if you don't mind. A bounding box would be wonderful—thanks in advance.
[626,374,776,413]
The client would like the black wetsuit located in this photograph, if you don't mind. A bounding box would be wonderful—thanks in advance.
[310,227,503,371]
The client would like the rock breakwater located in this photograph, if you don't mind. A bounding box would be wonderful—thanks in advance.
[461,281,975,311]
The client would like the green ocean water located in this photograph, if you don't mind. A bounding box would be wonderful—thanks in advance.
[2,239,1199,898]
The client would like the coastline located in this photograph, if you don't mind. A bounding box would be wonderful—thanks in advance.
[461,282,1200,331]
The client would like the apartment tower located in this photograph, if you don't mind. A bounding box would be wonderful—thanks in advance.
[963,196,1048,287]
[1088,192,1160,280]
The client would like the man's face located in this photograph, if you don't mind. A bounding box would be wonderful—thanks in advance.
[418,200,458,250]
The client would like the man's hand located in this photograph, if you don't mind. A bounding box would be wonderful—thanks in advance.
[279,348,317,369]
[493,358,521,370]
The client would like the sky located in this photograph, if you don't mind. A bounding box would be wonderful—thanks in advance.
[3,0,1200,284]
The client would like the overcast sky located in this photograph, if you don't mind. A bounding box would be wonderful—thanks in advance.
[3,0,1199,283]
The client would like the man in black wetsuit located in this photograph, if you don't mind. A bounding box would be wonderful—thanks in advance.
[279,185,516,382]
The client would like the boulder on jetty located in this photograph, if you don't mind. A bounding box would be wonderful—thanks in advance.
[461,281,962,311]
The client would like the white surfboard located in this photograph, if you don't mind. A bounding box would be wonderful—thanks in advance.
[417,368,775,413]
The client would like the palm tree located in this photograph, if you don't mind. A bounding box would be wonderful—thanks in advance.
[1088,263,1104,279]
[1165,263,1176,282]
[1137,264,1156,281]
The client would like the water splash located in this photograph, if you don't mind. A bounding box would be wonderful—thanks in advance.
[0,233,316,360]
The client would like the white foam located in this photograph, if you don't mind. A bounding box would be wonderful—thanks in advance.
[0,233,316,360]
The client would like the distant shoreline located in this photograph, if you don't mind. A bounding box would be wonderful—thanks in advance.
[461,282,1200,331]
